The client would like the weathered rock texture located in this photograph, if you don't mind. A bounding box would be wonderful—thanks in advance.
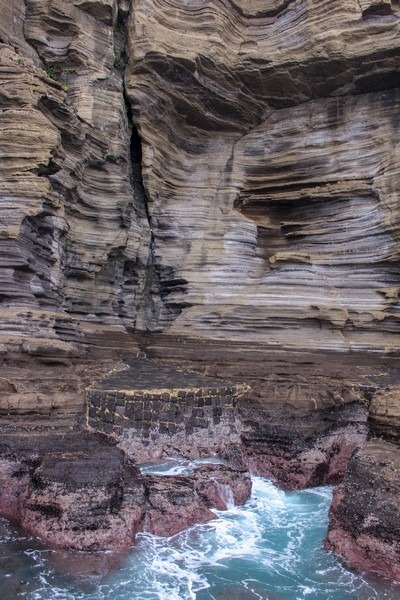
[324,381,400,579]
[1,0,400,579]
[143,339,375,489]
[86,358,247,461]
[326,439,400,580]
[0,433,146,551]
[369,381,400,443]
[0,429,251,550]
[0,0,151,356]
[1,0,399,352]
[126,0,400,352]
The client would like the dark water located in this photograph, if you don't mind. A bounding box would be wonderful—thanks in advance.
[1,466,399,599]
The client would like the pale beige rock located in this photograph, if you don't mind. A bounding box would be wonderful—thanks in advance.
[369,384,400,442]
[0,0,151,352]
[126,0,400,351]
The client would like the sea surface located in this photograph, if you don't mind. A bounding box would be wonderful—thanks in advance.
[1,459,399,600]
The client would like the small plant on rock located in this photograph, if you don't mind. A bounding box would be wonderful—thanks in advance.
[45,65,62,80]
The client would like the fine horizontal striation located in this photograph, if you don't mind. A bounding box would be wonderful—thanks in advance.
[0,0,153,349]
[127,0,400,352]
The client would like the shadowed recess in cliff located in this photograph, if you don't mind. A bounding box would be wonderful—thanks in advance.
[125,97,192,331]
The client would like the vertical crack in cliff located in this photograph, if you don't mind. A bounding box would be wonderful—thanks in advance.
[123,90,163,331]
[113,1,162,331]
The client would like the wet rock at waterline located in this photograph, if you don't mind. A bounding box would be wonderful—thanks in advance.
[326,439,400,580]
[242,402,369,490]
[0,432,252,550]
[0,434,145,551]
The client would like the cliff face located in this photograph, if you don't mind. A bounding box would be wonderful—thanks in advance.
[0,0,399,353]
[0,0,152,354]
[127,0,400,351]
[1,0,400,579]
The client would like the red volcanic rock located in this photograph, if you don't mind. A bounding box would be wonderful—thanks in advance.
[141,462,252,535]
[242,402,368,490]
[0,434,146,551]
[193,464,252,510]
[142,462,252,536]
[325,439,400,580]
[142,474,216,536]
[0,432,253,548]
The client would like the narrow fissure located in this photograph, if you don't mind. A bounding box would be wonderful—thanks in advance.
[111,0,163,331]
[122,82,163,331]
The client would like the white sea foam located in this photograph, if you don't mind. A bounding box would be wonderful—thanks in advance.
[139,455,227,477]
[2,478,400,600]
[139,457,192,476]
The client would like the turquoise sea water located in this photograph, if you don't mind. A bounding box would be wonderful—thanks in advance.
[1,465,399,599]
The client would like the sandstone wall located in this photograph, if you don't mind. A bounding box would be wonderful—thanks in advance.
[126,0,400,352]
[1,0,399,354]
[0,0,152,355]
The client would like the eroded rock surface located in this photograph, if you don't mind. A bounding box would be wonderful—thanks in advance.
[369,382,400,443]
[1,0,400,579]
[326,439,400,579]
[86,357,247,462]
[0,428,252,550]
[1,0,399,352]
[126,0,400,352]
[0,433,145,551]
[0,0,151,356]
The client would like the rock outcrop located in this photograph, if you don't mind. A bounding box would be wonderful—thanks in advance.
[86,357,247,462]
[369,381,400,443]
[0,0,151,355]
[323,379,400,578]
[0,429,252,550]
[1,0,399,352]
[126,0,400,352]
[326,439,400,579]
[0,433,145,551]
[143,338,385,483]
[1,0,400,580]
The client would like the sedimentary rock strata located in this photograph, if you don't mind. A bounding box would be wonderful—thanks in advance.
[1,0,399,349]
[2,0,398,353]
[0,0,151,355]
[1,0,400,579]
[126,0,400,351]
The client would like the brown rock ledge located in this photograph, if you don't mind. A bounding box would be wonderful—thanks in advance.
[1,340,399,575]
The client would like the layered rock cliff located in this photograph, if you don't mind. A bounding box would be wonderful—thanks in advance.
[0,0,152,354]
[126,0,400,352]
[1,0,400,580]
[1,0,399,351]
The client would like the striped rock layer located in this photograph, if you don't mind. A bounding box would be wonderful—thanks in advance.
[126,0,400,352]
[0,0,399,353]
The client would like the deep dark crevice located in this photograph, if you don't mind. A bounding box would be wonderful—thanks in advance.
[362,2,394,17]
[125,109,190,331]
[122,53,191,328]
[122,89,162,331]
[230,0,295,19]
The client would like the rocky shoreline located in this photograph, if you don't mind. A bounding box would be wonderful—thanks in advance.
[1,341,399,579]
[326,439,400,580]
[1,0,400,584]
[0,430,251,551]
